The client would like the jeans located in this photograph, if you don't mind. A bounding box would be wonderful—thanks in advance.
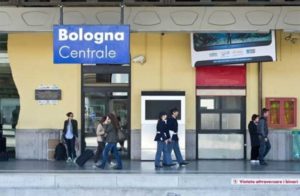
[100,143,122,169]
[94,141,105,163]
[169,140,184,164]
[258,137,271,161]
[155,141,172,166]
[65,137,76,159]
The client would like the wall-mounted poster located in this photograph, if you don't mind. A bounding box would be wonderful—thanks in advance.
[191,31,276,66]
[35,85,61,105]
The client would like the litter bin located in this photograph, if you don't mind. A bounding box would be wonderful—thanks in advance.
[292,130,300,160]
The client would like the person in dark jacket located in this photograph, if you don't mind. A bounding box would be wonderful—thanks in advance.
[154,112,175,168]
[257,108,271,166]
[62,112,78,163]
[248,114,260,164]
[167,108,188,166]
[97,113,122,170]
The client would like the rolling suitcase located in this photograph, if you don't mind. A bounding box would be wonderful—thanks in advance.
[0,137,6,153]
[75,149,94,167]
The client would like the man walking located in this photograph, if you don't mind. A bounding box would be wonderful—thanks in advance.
[167,108,188,166]
[257,108,271,166]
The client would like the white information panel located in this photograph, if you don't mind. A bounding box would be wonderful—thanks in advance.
[141,93,185,160]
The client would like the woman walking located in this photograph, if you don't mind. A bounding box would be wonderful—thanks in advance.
[248,114,260,164]
[97,113,122,170]
[93,116,107,168]
[154,112,175,168]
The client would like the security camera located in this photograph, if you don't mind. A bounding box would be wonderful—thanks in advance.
[132,55,146,64]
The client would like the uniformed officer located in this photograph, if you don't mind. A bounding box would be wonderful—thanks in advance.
[167,108,188,166]
[154,112,176,168]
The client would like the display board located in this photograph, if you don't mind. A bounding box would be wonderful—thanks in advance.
[191,31,276,66]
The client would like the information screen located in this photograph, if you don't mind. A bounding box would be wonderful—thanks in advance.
[145,100,181,120]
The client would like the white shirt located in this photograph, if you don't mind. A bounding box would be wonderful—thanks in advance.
[65,120,74,139]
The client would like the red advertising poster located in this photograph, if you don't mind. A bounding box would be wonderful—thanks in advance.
[196,65,246,87]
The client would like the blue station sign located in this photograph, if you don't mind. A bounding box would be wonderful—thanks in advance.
[53,25,130,64]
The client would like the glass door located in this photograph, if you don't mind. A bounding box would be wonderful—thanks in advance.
[81,64,131,158]
[83,90,130,157]
[197,96,246,159]
[0,33,19,158]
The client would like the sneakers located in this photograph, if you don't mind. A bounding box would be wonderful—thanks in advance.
[66,157,72,163]
[163,163,176,167]
[179,161,189,166]
[109,161,117,168]
[96,165,105,169]
[259,160,268,166]
[250,160,260,165]
[113,166,123,170]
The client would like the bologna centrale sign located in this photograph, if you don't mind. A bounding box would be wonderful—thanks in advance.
[53,25,130,64]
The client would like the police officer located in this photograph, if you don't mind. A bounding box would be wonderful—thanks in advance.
[154,112,176,168]
[167,108,188,166]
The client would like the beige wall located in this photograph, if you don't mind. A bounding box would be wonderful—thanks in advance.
[8,32,195,131]
[8,33,81,129]
[130,33,196,130]
[262,31,300,128]
[246,31,300,129]
[10,31,300,131]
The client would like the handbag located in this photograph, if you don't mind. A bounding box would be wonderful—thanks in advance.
[101,132,107,141]
[117,129,126,142]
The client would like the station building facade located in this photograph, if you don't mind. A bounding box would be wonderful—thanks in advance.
[1,6,300,161]
[0,30,297,161]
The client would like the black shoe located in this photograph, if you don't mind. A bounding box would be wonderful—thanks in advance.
[163,163,176,167]
[155,165,162,169]
[96,165,105,169]
[113,166,123,170]
[179,162,189,166]
[259,161,268,166]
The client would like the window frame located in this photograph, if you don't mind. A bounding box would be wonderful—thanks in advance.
[266,97,297,129]
[197,96,245,133]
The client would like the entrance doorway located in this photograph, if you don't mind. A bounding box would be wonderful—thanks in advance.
[81,64,130,158]
[0,33,19,158]
[196,96,246,159]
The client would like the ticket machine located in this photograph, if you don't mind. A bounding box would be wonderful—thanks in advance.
[141,91,185,160]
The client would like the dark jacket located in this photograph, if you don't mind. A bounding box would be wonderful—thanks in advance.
[167,117,179,141]
[248,121,260,146]
[104,124,118,143]
[154,120,168,142]
[257,117,269,138]
[62,119,78,139]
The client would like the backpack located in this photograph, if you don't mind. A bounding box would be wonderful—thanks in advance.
[54,143,67,161]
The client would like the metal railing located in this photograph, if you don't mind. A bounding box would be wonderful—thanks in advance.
[1,0,300,6]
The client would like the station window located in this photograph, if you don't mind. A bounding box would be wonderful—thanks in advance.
[83,73,129,86]
[266,97,297,129]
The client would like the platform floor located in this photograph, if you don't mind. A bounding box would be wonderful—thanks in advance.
[1,160,300,174]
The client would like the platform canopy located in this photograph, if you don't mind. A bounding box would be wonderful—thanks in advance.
[1,6,300,32]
